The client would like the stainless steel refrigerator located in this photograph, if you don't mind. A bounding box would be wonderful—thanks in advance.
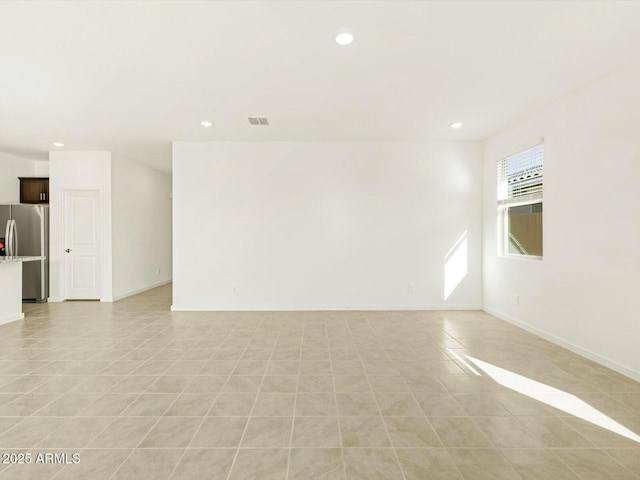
[0,204,49,302]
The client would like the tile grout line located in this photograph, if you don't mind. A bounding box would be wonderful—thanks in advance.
[284,322,303,480]
[46,319,181,479]
[103,324,231,480]
[404,343,487,480]
[222,321,280,480]
[328,318,350,480]
[354,318,408,480]
[5,318,172,460]
[433,345,523,479]
[429,327,631,479]
[599,448,640,480]
[551,452,591,480]
[85,335,197,479]
[164,325,252,480]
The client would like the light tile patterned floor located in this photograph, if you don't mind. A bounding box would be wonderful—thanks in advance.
[0,284,637,479]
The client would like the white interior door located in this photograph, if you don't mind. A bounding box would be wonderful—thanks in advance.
[64,190,100,300]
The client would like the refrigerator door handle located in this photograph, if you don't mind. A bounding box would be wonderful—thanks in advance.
[12,220,18,256]
[9,220,15,256]
[9,220,18,257]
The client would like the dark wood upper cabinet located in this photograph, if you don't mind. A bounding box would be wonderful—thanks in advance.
[19,177,49,204]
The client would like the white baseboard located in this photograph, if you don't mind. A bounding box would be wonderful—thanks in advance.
[114,280,171,302]
[37,282,169,304]
[0,313,24,326]
[171,304,481,312]
[483,307,640,383]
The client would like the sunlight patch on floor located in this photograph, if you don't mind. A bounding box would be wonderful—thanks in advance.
[466,355,640,443]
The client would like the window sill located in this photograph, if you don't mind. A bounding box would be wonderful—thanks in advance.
[500,253,543,261]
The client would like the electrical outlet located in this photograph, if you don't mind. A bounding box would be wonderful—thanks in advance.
[408,284,415,295]
[513,294,519,306]
[156,267,161,276]
[232,285,238,294]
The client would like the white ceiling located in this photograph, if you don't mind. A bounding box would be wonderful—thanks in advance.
[1,1,640,172]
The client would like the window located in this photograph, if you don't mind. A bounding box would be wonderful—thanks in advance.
[498,143,543,257]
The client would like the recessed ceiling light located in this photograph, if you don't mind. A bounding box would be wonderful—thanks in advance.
[335,32,354,46]
[450,122,463,129]
[53,142,64,147]
[201,121,212,127]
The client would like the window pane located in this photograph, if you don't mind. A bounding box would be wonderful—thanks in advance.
[498,144,543,200]
[506,203,543,256]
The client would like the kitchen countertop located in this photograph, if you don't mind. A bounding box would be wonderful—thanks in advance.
[0,257,45,325]
[0,256,45,265]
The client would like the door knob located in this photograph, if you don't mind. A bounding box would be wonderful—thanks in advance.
[65,249,71,253]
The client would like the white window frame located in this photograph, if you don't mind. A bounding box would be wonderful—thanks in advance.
[497,142,544,260]
[499,198,543,260]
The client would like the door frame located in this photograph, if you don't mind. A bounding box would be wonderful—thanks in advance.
[61,188,107,301]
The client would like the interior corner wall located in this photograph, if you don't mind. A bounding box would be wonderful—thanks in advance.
[49,151,113,302]
[111,157,172,300]
[482,65,640,380]
[0,153,35,203]
[172,141,482,311]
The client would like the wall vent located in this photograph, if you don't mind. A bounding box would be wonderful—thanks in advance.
[248,117,269,126]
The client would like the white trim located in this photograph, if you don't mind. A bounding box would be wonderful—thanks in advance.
[0,313,24,326]
[497,194,543,207]
[501,253,543,262]
[483,307,640,382]
[171,304,482,312]
[113,279,172,301]
[499,199,543,260]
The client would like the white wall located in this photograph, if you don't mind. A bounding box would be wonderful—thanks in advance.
[0,153,36,203]
[173,141,482,310]
[482,65,640,380]
[111,156,172,300]
[34,161,50,177]
[49,151,113,302]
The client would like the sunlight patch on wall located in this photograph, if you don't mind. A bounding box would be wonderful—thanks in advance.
[444,231,468,300]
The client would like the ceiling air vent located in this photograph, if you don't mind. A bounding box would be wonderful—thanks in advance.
[248,117,269,126]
